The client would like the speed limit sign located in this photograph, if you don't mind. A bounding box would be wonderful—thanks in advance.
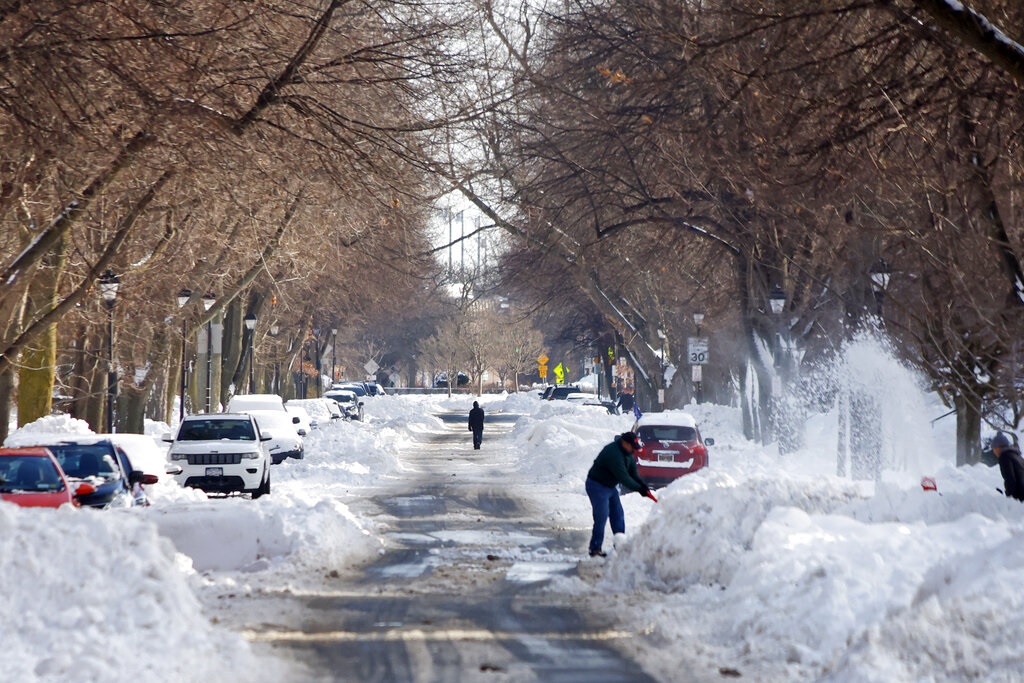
[687,337,709,365]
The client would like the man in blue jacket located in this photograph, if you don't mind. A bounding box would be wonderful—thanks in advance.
[585,431,655,557]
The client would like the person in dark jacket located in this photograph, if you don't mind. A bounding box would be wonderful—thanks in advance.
[585,431,654,557]
[992,432,1024,501]
[615,389,635,415]
[468,401,485,449]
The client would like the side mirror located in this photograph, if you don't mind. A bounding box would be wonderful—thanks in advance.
[292,416,300,424]
[129,470,159,485]
[260,432,272,442]
[164,464,183,476]
[74,482,97,497]
[161,433,174,442]
[358,401,365,407]
[297,429,307,437]
[704,438,715,447]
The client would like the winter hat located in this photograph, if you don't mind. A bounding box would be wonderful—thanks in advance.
[991,432,1013,449]
[620,431,641,448]
[473,401,479,408]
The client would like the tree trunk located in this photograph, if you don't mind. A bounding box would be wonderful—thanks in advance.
[0,367,14,442]
[955,393,983,467]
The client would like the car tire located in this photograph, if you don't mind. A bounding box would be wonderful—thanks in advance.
[251,470,270,499]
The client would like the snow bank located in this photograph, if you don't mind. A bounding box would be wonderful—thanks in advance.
[0,502,276,683]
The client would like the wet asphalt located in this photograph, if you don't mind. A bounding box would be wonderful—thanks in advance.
[243,410,662,682]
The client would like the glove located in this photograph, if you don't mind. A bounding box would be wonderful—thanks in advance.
[640,485,657,502]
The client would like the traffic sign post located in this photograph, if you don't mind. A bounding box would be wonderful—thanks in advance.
[687,337,709,365]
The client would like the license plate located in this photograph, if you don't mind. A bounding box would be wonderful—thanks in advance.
[206,467,223,477]
[658,454,675,463]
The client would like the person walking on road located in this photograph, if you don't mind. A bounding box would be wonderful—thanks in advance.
[585,431,656,557]
[992,431,1024,501]
[468,401,485,450]
[615,389,635,415]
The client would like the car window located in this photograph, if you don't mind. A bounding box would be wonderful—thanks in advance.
[0,456,64,492]
[179,419,255,441]
[47,444,121,480]
[638,426,697,442]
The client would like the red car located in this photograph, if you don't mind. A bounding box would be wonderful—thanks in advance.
[0,447,95,508]
[632,412,714,489]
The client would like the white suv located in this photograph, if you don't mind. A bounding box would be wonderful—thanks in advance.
[165,414,271,498]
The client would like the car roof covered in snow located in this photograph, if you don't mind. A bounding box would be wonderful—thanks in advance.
[635,411,698,428]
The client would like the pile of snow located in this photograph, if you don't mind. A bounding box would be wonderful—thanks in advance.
[0,503,278,682]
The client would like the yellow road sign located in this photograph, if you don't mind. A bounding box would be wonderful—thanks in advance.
[538,364,548,378]
[537,353,549,365]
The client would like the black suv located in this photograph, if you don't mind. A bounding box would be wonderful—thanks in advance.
[547,386,583,400]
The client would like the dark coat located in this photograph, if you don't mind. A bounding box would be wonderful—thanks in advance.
[615,392,635,411]
[998,446,1024,501]
[587,436,646,493]
[468,406,485,431]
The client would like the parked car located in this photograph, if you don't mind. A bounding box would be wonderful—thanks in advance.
[433,372,469,387]
[286,398,342,429]
[164,414,271,498]
[548,385,583,400]
[3,435,158,508]
[248,409,305,464]
[226,393,287,413]
[630,411,714,489]
[334,382,369,398]
[324,389,364,421]
[365,382,387,396]
[0,447,96,508]
[283,404,314,434]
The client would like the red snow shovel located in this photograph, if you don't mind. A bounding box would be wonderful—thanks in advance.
[644,489,658,503]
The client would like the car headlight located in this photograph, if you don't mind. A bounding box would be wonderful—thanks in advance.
[170,451,188,461]
[241,451,261,459]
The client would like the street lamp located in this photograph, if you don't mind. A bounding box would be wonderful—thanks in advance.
[244,312,257,393]
[331,327,338,385]
[869,258,891,318]
[269,324,280,394]
[176,288,192,423]
[201,292,216,412]
[98,269,120,432]
[693,312,705,403]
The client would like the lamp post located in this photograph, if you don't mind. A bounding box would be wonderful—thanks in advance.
[693,312,705,403]
[269,324,280,394]
[244,311,257,393]
[869,258,891,319]
[331,327,338,385]
[98,269,120,433]
[768,285,786,369]
[176,288,192,423]
[201,292,216,412]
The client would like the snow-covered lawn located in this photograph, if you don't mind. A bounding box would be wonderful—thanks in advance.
[4,351,1023,682]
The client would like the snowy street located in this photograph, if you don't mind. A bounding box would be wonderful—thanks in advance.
[6,363,1024,683]
[223,409,656,681]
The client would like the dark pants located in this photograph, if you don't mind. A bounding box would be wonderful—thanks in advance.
[472,428,483,449]
[585,477,624,554]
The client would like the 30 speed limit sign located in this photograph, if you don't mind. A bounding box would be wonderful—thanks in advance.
[687,337,709,365]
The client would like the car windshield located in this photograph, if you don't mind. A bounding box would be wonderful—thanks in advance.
[327,392,355,404]
[638,425,697,442]
[339,384,366,396]
[45,443,121,481]
[0,456,65,493]
[178,419,255,441]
